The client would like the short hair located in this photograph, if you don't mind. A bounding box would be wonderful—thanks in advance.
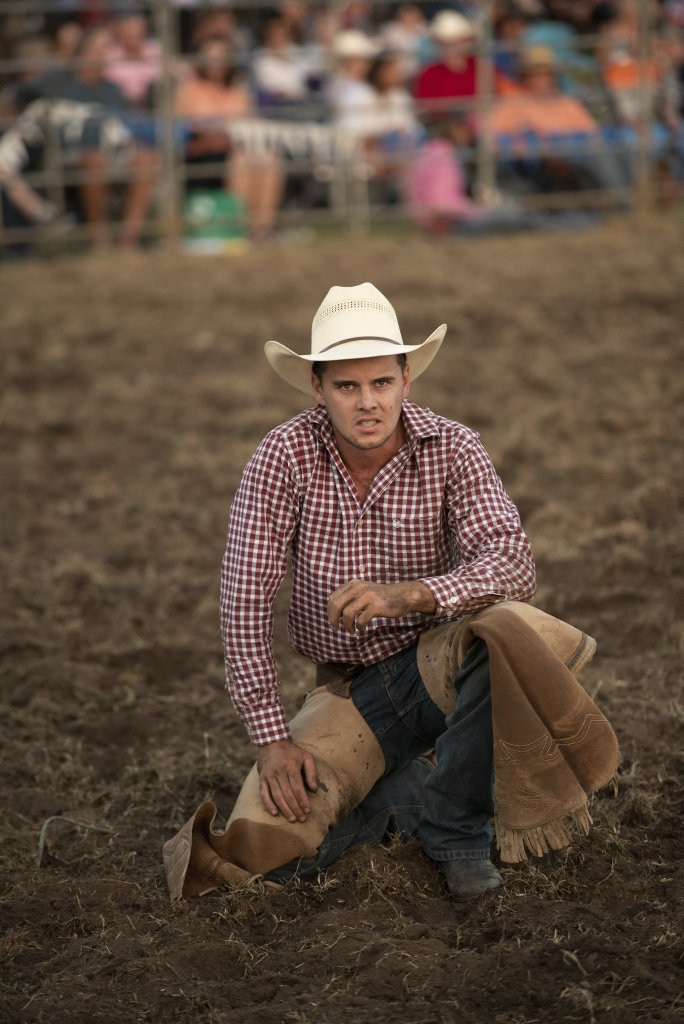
[312,353,407,382]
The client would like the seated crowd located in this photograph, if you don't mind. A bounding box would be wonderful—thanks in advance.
[0,0,682,248]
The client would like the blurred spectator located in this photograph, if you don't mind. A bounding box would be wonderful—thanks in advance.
[537,0,598,33]
[664,26,684,123]
[77,1,113,29]
[340,1,375,34]
[186,7,251,55]
[277,1,310,44]
[482,44,631,197]
[521,17,603,102]
[413,11,500,144]
[666,0,684,29]
[0,33,54,120]
[492,6,529,87]
[485,45,600,136]
[174,34,284,240]
[333,45,417,137]
[52,19,84,65]
[336,48,421,204]
[328,28,379,125]
[407,117,477,233]
[406,114,552,235]
[597,0,671,125]
[295,5,336,99]
[104,9,162,110]
[368,50,421,201]
[413,11,480,109]
[252,14,314,114]
[0,105,73,242]
[366,50,420,140]
[0,35,66,244]
[30,26,159,247]
[379,4,430,85]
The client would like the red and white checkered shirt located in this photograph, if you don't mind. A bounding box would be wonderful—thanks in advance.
[220,401,536,746]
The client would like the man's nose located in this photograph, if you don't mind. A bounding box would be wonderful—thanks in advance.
[357,386,377,408]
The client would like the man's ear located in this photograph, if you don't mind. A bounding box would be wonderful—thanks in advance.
[311,371,326,406]
[402,364,411,399]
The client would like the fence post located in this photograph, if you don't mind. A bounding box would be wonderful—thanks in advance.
[152,0,181,250]
[474,0,496,203]
[635,0,655,218]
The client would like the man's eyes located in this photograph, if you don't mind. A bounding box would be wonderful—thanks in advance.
[336,379,392,391]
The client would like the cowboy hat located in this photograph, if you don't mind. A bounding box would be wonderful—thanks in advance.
[331,29,379,61]
[264,283,447,394]
[519,44,557,75]
[430,10,478,43]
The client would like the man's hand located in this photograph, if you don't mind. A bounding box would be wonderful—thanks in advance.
[328,579,437,633]
[257,738,318,823]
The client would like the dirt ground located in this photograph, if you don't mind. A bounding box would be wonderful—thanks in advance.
[1,220,682,1024]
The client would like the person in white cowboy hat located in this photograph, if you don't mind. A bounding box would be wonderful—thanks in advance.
[327,28,379,128]
[220,282,536,899]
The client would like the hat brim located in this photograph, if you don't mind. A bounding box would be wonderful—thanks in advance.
[264,325,447,395]
[432,30,476,42]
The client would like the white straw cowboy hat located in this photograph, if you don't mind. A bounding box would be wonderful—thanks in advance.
[430,10,478,43]
[331,29,379,61]
[264,283,447,394]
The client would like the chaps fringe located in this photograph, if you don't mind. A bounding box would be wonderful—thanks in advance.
[495,803,594,863]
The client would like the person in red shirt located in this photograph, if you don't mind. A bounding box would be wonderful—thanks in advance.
[413,10,513,145]
[413,10,478,130]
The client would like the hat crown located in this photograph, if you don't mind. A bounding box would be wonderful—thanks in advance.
[331,29,378,60]
[520,44,557,72]
[263,282,446,393]
[431,10,475,41]
[311,283,403,356]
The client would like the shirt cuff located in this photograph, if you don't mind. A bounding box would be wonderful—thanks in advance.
[240,704,292,747]
[419,577,468,617]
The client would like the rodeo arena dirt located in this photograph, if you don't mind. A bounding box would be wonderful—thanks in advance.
[0,221,681,1024]
[1,3,684,1024]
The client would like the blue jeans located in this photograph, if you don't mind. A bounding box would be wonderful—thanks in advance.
[265,638,494,883]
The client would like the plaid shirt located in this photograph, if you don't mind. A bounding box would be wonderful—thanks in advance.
[220,401,536,745]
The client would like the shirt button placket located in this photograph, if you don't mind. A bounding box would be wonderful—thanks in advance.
[355,513,366,579]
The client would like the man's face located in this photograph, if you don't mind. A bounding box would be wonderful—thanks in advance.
[524,68,556,97]
[311,355,410,458]
[438,37,473,69]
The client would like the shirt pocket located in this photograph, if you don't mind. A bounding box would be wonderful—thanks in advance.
[369,509,450,582]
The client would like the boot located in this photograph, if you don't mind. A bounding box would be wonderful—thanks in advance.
[442,858,503,900]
